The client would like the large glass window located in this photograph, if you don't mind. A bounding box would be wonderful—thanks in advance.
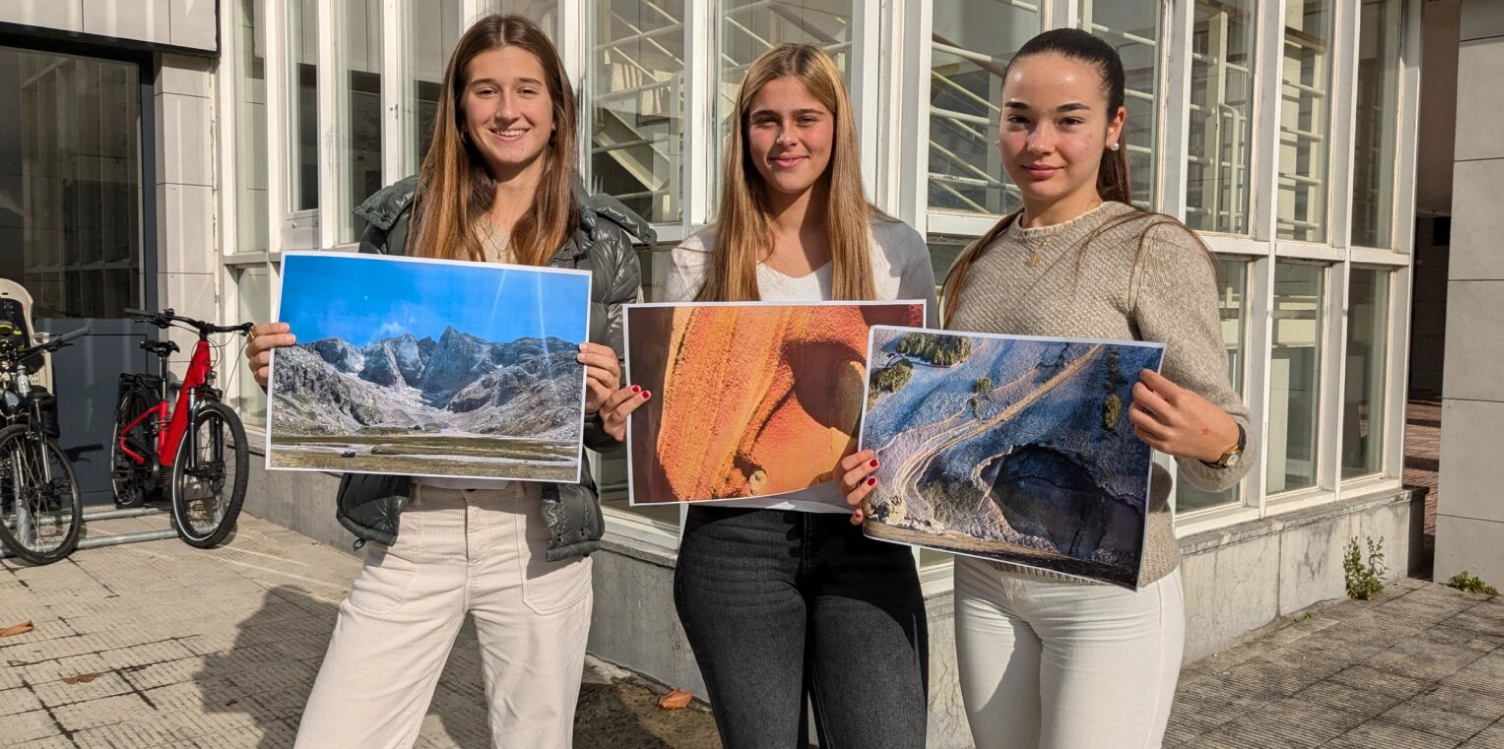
[1350,0,1402,249]
[1343,268,1390,479]
[1268,261,1325,494]
[1080,0,1161,208]
[342,0,384,241]
[408,0,461,171]
[1178,257,1250,512]
[477,0,558,31]
[590,0,685,224]
[1277,0,1334,242]
[1186,0,1256,235]
[928,0,1039,217]
[0,48,142,318]
[288,0,319,213]
[718,0,855,171]
[235,0,268,252]
[232,266,272,428]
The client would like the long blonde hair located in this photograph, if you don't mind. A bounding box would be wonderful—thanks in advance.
[697,44,879,302]
[409,14,579,266]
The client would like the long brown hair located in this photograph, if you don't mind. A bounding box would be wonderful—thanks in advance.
[697,44,879,302]
[409,14,578,266]
[940,28,1210,323]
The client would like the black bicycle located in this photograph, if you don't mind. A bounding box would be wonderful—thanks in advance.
[0,324,89,565]
[112,308,252,548]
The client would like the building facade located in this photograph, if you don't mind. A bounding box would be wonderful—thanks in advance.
[1,0,1456,745]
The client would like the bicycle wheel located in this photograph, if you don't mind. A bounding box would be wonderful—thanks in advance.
[110,385,156,508]
[169,402,248,548]
[0,424,83,565]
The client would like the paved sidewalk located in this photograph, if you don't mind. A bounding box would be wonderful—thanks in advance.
[1,513,719,749]
[3,512,1502,748]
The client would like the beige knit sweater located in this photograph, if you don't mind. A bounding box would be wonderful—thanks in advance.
[946,201,1256,587]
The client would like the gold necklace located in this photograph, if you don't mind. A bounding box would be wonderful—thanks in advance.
[1015,220,1060,267]
[1018,199,1102,266]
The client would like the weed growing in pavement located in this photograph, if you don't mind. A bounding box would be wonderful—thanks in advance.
[1448,571,1499,596]
[1343,536,1386,601]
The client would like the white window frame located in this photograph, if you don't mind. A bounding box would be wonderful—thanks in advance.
[217,0,1420,545]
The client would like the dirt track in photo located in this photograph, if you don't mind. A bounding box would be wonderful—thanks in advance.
[627,303,924,504]
[270,434,579,481]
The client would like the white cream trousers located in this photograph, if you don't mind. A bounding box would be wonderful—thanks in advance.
[954,557,1185,749]
[293,484,593,749]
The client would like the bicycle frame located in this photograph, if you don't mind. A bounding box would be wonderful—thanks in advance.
[116,337,214,469]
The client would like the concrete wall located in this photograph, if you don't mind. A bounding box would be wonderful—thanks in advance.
[1410,1,1462,396]
[154,54,222,360]
[1435,0,1504,588]
[1417,0,1461,218]
[0,0,217,53]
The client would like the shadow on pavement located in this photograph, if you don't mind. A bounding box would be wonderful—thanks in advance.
[193,584,721,748]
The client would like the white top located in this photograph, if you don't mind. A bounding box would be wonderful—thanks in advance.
[661,216,939,513]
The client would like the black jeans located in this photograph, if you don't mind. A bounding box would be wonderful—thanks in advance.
[674,505,929,749]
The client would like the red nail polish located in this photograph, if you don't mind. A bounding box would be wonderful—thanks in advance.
[642,391,651,399]
[869,459,879,468]
[631,385,640,393]
[866,477,877,486]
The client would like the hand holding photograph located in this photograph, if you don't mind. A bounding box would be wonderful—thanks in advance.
[626,302,926,505]
[266,252,592,482]
[858,326,1165,588]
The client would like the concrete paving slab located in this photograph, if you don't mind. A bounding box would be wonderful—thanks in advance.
[3,514,1500,748]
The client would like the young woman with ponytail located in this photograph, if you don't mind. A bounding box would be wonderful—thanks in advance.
[840,28,1256,749]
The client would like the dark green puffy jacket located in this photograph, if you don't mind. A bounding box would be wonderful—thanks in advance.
[333,175,654,561]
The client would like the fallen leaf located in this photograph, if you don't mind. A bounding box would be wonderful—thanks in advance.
[62,673,100,684]
[657,688,693,710]
[0,621,35,637]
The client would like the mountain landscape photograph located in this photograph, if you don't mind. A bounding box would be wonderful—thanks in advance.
[858,327,1165,587]
[267,252,592,482]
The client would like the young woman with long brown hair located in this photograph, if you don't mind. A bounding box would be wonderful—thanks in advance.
[625,44,937,749]
[243,15,651,748]
[840,28,1256,749]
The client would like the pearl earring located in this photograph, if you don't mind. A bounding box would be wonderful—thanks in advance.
[1109,142,1120,152]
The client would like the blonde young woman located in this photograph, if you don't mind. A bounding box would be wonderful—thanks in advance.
[840,29,1256,749]
[602,44,937,749]
[243,16,651,749]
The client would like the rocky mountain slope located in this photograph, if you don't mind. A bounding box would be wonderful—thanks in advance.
[272,326,584,440]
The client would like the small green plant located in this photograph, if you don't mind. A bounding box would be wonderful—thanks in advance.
[1343,536,1386,601]
[1448,571,1499,596]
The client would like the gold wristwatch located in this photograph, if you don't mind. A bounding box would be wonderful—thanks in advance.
[1203,424,1246,469]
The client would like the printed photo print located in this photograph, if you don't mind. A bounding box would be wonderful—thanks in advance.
[267,252,592,482]
[626,302,925,504]
[858,327,1166,588]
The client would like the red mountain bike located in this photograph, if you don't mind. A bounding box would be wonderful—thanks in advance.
[111,308,252,548]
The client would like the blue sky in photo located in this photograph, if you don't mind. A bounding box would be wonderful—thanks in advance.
[278,253,590,348]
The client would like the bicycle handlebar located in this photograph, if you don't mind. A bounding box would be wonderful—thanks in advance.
[1,324,91,364]
[124,308,253,336]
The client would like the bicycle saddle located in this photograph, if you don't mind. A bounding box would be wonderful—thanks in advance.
[141,339,179,356]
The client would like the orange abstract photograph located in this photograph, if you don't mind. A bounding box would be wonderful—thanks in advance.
[626,302,925,504]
